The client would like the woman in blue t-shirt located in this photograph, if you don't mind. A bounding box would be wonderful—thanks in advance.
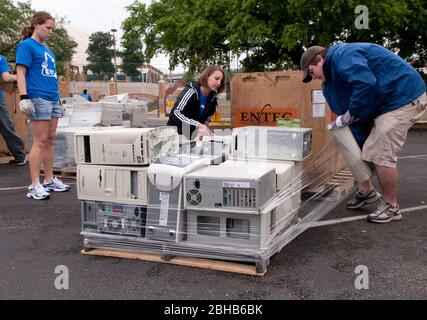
[16,11,70,200]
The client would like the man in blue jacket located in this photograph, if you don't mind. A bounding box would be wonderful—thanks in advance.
[300,43,426,223]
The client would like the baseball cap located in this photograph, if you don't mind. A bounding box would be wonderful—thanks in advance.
[300,46,325,83]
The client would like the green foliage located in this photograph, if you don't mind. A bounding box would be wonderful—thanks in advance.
[48,17,78,76]
[121,2,147,76]
[0,0,77,76]
[123,0,233,73]
[86,31,115,79]
[123,0,427,74]
[121,37,145,76]
[0,0,33,59]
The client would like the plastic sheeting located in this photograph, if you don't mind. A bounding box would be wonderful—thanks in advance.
[80,136,355,272]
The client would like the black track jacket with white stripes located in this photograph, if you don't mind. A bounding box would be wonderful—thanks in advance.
[167,82,218,138]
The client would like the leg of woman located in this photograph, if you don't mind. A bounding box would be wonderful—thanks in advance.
[42,117,58,182]
[29,120,50,185]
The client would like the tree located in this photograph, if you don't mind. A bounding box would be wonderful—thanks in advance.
[0,0,33,58]
[123,0,427,74]
[86,31,115,80]
[123,0,232,74]
[121,38,145,78]
[280,0,427,69]
[121,2,147,78]
[48,17,78,76]
[0,0,77,76]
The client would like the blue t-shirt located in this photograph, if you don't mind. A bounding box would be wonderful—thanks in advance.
[16,38,59,101]
[0,55,10,100]
[80,93,93,102]
[199,92,208,119]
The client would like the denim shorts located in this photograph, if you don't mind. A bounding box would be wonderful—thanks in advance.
[29,97,62,122]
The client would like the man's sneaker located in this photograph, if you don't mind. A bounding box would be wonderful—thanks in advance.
[43,177,71,192]
[368,202,402,223]
[10,158,27,166]
[346,189,382,209]
[27,181,50,200]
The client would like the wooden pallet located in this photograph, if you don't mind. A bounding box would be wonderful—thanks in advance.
[327,169,356,199]
[303,169,355,202]
[81,248,266,277]
[40,166,76,179]
[412,121,427,131]
[0,155,14,165]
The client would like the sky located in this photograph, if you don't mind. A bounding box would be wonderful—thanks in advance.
[29,0,140,39]
[27,0,179,74]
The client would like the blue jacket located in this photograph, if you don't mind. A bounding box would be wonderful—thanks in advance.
[322,43,426,146]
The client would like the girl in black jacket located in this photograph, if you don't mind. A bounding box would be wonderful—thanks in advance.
[167,65,225,139]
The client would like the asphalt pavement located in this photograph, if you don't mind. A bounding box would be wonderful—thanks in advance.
[0,129,426,300]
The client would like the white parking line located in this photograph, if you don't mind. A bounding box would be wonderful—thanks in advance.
[0,182,76,192]
[310,204,427,228]
[1,176,425,230]
[398,154,427,160]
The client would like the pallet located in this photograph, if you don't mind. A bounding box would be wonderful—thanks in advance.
[40,166,76,179]
[0,155,14,165]
[81,248,266,276]
[412,121,427,131]
[302,169,355,202]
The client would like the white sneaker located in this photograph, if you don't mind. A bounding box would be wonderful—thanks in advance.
[27,181,50,200]
[43,176,71,192]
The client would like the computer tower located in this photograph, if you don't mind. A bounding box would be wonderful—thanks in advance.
[223,158,302,209]
[232,126,312,161]
[146,155,210,242]
[77,164,148,205]
[184,162,276,213]
[100,102,124,126]
[74,127,178,165]
[122,101,148,127]
[186,200,297,249]
[96,201,147,237]
[69,102,102,127]
[81,200,98,232]
[55,126,113,168]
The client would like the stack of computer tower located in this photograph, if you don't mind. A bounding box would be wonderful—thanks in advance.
[183,126,312,249]
[78,126,312,269]
[77,127,179,238]
[69,99,148,128]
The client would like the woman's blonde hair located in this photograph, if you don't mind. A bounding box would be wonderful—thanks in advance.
[21,11,55,40]
[198,65,226,93]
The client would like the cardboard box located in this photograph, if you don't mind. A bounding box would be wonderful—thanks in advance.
[230,71,343,179]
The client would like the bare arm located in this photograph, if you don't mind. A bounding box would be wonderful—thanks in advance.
[1,71,17,82]
[16,65,35,117]
[16,65,27,96]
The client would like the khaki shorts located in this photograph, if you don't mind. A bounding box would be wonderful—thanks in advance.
[362,92,427,168]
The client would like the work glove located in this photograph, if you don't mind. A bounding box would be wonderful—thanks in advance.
[327,110,354,130]
[19,99,35,117]
[60,101,66,116]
